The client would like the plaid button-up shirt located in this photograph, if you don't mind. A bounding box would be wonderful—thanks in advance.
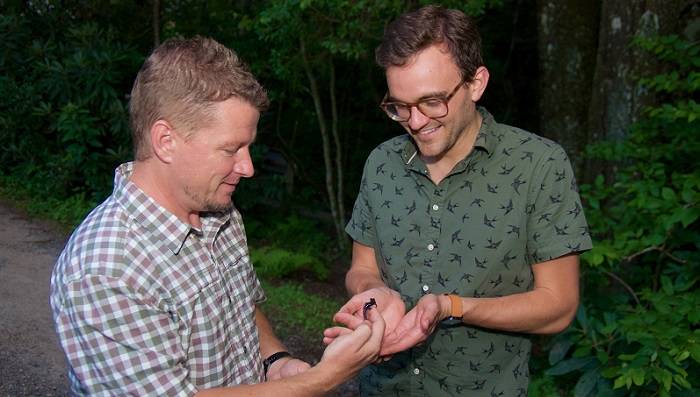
[51,162,265,396]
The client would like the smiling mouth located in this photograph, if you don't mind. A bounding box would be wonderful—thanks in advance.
[221,182,238,192]
[415,125,440,136]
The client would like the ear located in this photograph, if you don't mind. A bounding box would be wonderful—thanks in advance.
[468,66,489,102]
[151,120,176,164]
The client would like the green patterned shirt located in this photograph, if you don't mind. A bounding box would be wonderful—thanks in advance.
[346,107,593,396]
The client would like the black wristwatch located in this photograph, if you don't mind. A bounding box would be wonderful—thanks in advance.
[441,293,463,327]
[263,351,292,380]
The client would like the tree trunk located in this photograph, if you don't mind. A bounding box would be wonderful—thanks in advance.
[584,0,696,183]
[328,62,349,248]
[300,40,349,250]
[536,0,600,179]
[537,0,697,185]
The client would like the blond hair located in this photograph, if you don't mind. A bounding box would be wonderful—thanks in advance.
[129,37,269,160]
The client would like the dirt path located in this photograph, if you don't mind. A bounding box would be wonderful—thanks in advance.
[0,200,357,396]
[0,200,70,396]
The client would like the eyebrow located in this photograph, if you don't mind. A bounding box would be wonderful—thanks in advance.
[220,134,257,151]
[386,89,450,103]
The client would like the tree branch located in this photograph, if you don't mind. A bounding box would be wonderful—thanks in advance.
[604,271,642,306]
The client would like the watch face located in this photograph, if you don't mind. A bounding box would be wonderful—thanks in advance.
[440,317,463,327]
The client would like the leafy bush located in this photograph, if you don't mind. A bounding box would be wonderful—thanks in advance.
[546,35,700,396]
[0,10,142,204]
[0,177,95,231]
[251,246,329,281]
[248,214,334,281]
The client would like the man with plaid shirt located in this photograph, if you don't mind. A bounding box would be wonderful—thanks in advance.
[50,36,384,397]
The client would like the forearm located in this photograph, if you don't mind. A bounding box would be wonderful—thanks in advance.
[459,287,578,334]
[194,363,343,397]
[345,266,387,295]
[454,254,580,334]
[255,308,288,359]
[197,306,386,397]
[378,287,578,357]
[345,241,388,295]
[194,311,344,397]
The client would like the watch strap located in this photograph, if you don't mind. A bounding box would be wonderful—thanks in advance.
[263,351,292,380]
[443,293,462,319]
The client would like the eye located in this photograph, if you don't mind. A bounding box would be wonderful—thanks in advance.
[392,103,410,111]
[421,98,444,108]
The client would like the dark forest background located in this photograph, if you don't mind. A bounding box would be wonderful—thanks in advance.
[1,1,699,395]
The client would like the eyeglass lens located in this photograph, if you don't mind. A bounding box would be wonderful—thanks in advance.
[385,99,448,121]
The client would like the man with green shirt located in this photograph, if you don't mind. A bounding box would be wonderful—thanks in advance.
[324,5,592,396]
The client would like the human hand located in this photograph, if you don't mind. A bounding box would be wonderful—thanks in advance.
[265,358,311,381]
[379,293,445,356]
[325,288,405,344]
[318,301,386,379]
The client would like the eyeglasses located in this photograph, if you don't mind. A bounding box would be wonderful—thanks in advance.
[379,78,466,122]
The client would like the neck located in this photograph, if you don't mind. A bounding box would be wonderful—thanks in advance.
[130,160,202,228]
[422,112,483,185]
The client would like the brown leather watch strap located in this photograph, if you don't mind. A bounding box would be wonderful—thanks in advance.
[443,293,462,319]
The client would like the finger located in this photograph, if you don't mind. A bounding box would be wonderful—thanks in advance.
[372,353,394,365]
[379,328,428,356]
[344,321,373,346]
[365,303,386,344]
[333,312,365,329]
[323,326,352,341]
[337,295,366,315]
[378,325,422,356]
[380,341,406,356]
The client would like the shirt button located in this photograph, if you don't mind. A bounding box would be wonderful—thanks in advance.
[422,285,430,292]
[428,244,435,251]
[413,368,420,375]
[432,204,439,210]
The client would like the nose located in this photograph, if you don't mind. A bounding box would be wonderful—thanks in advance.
[407,106,430,131]
[233,148,255,178]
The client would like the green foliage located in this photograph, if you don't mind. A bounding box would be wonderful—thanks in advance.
[0,176,96,231]
[259,281,345,341]
[528,372,568,397]
[248,214,334,281]
[547,35,700,396]
[228,0,512,224]
[232,144,290,211]
[0,9,142,204]
[608,282,700,394]
[251,246,329,281]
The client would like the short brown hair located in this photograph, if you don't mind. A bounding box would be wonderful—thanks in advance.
[376,5,483,83]
[129,36,269,160]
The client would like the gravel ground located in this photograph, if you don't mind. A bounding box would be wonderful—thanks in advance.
[0,200,70,396]
[0,199,357,397]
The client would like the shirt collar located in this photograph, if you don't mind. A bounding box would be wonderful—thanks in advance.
[112,162,230,254]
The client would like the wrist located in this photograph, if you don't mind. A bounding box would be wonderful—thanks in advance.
[441,293,463,327]
[263,351,292,381]
[307,360,349,393]
[438,294,452,319]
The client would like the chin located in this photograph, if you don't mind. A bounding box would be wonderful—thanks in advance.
[416,144,443,159]
[203,200,233,213]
